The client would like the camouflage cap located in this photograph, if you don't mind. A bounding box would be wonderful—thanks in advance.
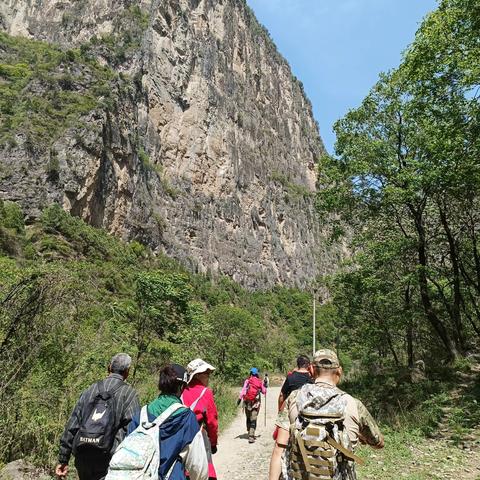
[312,349,340,369]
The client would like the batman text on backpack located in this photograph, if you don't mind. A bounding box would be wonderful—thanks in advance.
[285,384,364,480]
[73,380,123,454]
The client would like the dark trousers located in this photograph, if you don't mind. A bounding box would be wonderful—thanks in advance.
[245,407,259,438]
[74,450,111,480]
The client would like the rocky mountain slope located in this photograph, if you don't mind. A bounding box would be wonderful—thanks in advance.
[0,0,327,288]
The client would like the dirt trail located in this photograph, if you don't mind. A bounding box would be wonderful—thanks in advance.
[215,386,281,479]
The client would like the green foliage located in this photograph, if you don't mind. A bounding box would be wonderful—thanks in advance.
[135,271,192,341]
[270,171,313,199]
[40,204,138,263]
[209,379,238,430]
[0,201,24,256]
[79,5,149,67]
[0,203,313,467]
[354,372,480,479]
[315,5,480,475]
[138,147,150,167]
[0,200,24,234]
[319,0,480,368]
[0,31,118,150]
[206,305,262,380]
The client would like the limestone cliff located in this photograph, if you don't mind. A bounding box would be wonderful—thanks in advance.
[0,0,327,288]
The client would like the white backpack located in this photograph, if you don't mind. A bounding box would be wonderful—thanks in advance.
[105,403,183,480]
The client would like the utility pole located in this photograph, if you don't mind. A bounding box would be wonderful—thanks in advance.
[312,289,316,356]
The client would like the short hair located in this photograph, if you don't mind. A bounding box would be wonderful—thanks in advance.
[109,353,132,374]
[158,365,183,395]
[297,355,310,369]
[314,365,341,376]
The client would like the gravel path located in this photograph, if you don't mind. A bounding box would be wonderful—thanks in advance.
[215,386,281,480]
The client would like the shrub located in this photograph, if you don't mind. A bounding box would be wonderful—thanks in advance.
[0,200,24,234]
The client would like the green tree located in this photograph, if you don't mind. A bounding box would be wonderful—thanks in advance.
[131,271,192,374]
[319,0,480,363]
[207,305,263,379]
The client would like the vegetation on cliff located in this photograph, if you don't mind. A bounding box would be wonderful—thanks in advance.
[0,32,123,152]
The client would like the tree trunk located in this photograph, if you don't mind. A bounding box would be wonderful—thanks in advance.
[405,285,414,368]
[372,307,400,366]
[410,204,461,360]
[438,202,466,350]
[462,287,480,337]
[469,211,480,293]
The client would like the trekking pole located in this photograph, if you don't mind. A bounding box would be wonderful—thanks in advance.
[264,387,267,427]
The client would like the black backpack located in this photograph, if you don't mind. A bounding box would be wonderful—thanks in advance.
[73,380,124,454]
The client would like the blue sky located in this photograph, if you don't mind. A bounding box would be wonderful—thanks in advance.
[246,0,438,153]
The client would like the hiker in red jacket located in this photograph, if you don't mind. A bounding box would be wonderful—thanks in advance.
[237,367,267,443]
[182,359,218,479]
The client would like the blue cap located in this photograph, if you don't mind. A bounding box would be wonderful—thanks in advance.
[250,367,258,375]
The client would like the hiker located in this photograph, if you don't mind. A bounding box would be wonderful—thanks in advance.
[263,372,270,389]
[268,349,384,480]
[273,355,313,442]
[182,358,219,480]
[277,354,313,410]
[122,363,208,480]
[55,353,140,480]
[237,367,267,443]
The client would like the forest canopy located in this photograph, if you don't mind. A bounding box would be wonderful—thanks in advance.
[318,0,480,365]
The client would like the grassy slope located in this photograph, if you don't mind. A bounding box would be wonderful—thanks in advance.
[349,364,480,479]
[359,431,480,480]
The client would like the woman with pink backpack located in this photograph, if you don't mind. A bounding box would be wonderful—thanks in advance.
[182,359,219,480]
[237,367,267,443]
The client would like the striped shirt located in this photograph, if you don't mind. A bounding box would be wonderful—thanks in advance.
[58,373,140,464]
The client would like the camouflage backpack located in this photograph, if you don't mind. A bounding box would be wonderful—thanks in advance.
[286,383,364,480]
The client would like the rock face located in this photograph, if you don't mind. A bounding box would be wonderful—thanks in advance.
[0,0,327,288]
[0,460,51,480]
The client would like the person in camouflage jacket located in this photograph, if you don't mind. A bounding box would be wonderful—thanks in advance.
[269,349,384,480]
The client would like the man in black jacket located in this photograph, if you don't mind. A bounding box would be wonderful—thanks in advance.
[55,353,140,480]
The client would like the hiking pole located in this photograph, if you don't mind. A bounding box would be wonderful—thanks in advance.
[264,387,267,427]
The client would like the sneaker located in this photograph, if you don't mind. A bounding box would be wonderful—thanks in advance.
[248,437,255,443]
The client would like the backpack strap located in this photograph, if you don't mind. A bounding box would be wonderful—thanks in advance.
[325,435,365,465]
[154,403,184,426]
[189,388,208,411]
[97,380,107,399]
[164,456,178,480]
[107,381,124,399]
[140,405,149,426]
[96,379,124,400]
[141,402,185,429]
